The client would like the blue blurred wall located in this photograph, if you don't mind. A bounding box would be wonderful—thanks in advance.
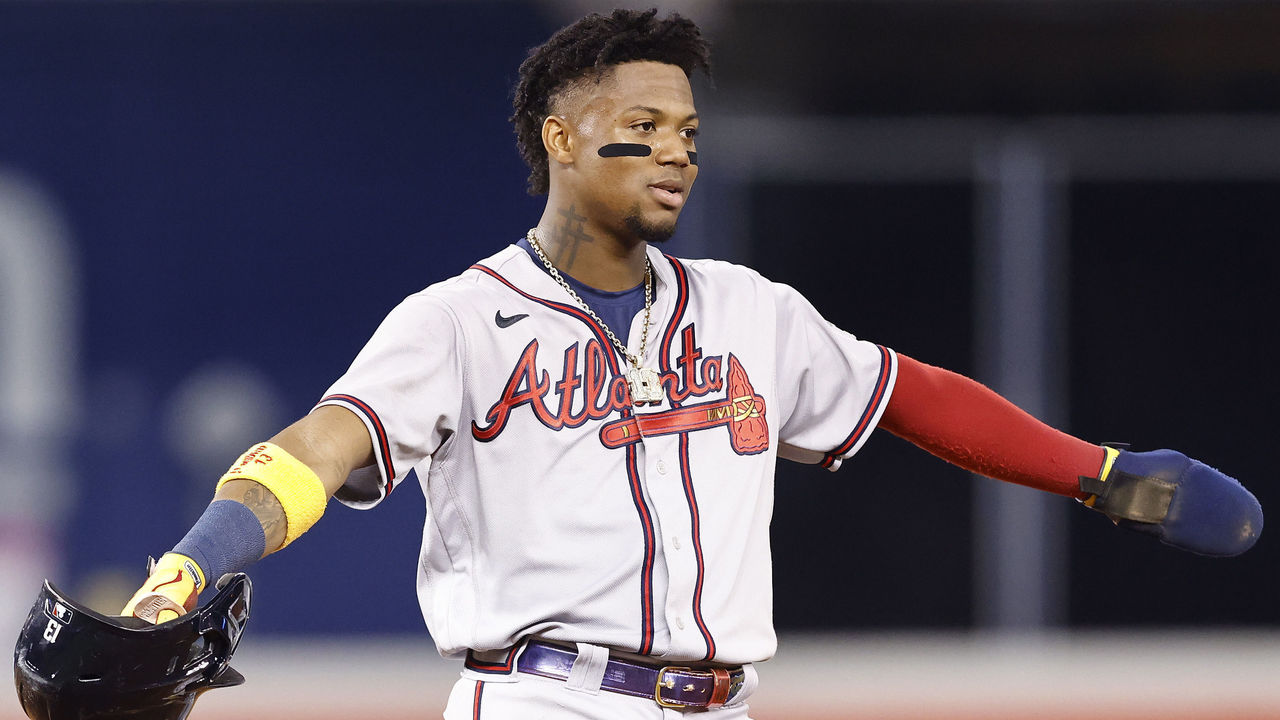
[1,1,554,634]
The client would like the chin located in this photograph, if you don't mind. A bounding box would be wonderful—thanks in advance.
[624,212,677,244]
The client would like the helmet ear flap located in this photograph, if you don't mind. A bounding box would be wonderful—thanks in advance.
[14,675,52,720]
[207,665,246,691]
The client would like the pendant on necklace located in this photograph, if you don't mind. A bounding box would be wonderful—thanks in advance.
[626,366,664,406]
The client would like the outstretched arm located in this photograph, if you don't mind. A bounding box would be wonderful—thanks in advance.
[122,405,373,622]
[880,354,1105,499]
[880,353,1261,556]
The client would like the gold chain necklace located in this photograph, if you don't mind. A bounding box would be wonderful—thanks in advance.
[526,228,663,406]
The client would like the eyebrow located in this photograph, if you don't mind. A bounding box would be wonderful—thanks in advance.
[625,105,699,122]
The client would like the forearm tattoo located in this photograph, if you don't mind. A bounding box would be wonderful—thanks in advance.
[235,481,288,554]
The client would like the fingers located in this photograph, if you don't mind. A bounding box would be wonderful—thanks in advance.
[120,553,203,623]
[123,591,189,624]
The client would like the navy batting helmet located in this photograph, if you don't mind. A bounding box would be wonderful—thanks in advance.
[13,573,251,720]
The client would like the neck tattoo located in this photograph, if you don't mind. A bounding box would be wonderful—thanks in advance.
[526,228,663,406]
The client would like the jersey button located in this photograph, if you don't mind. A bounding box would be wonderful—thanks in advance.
[675,617,686,630]
[657,460,668,475]
[672,536,683,550]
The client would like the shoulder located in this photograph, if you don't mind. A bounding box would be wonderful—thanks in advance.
[657,251,804,305]
[660,252,836,332]
[657,252,773,288]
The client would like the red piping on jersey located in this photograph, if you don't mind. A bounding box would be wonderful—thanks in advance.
[471,681,483,719]
[821,345,893,468]
[659,254,691,363]
[626,443,657,654]
[472,262,657,655]
[321,393,397,493]
[658,256,717,660]
[678,432,717,660]
[879,354,1105,497]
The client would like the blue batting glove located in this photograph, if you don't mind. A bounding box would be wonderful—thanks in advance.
[1079,448,1262,557]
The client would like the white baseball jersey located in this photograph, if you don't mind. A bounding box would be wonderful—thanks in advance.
[317,243,897,665]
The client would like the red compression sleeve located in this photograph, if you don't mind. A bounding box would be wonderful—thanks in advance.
[880,354,1106,498]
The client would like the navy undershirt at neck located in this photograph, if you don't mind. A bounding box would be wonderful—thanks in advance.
[516,237,649,347]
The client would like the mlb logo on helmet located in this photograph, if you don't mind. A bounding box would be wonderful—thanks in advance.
[43,599,73,625]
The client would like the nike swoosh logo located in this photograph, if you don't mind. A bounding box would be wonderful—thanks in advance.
[495,310,530,328]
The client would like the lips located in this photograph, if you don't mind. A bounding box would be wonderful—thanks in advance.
[648,180,685,209]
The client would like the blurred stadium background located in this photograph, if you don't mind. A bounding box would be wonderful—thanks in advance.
[1,0,1278,717]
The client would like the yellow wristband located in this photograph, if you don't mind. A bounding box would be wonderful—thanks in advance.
[216,442,328,549]
[1083,446,1122,508]
[1099,445,1121,483]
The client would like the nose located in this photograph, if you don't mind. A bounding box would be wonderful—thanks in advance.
[653,131,693,168]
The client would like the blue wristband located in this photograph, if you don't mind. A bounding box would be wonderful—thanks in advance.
[172,500,268,588]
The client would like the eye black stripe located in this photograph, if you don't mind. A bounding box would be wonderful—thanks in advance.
[597,143,652,158]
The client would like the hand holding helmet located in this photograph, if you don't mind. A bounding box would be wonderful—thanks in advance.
[14,572,252,720]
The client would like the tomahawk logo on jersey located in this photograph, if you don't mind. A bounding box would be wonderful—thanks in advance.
[316,243,897,665]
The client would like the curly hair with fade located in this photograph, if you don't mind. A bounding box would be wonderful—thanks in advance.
[510,8,711,196]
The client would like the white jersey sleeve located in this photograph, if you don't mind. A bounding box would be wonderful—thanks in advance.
[771,280,898,471]
[315,292,465,508]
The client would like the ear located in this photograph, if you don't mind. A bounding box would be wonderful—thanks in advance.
[542,115,575,166]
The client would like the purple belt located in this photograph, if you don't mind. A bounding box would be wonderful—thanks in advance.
[514,640,745,709]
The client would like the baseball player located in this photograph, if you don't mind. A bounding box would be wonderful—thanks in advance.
[116,9,1261,720]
